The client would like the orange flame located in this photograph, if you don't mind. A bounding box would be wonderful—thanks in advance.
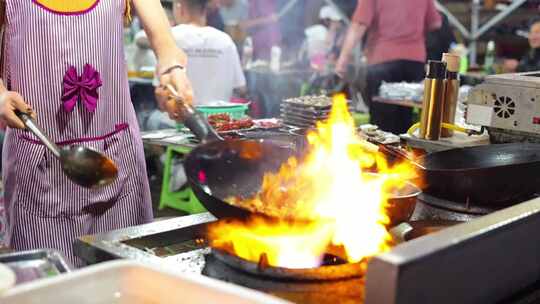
[207,94,415,268]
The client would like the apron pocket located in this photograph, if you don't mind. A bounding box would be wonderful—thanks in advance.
[16,126,131,218]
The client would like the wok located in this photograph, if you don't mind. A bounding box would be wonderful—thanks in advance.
[168,88,420,220]
[379,143,540,206]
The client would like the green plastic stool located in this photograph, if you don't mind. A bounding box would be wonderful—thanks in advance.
[159,146,207,214]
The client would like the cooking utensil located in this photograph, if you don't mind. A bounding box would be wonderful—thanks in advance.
[165,86,298,219]
[166,87,419,220]
[16,111,118,188]
[377,143,540,205]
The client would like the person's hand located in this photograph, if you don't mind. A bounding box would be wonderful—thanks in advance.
[0,89,35,129]
[335,56,348,79]
[155,60,194,121]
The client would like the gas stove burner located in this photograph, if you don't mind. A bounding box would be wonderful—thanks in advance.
[203,254,365,304]
[418,192,502,215]
[210,248,365,281]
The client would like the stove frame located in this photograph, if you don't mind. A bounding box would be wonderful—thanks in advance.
[75,198,540,304]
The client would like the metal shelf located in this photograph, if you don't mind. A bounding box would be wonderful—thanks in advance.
[436,0,531,66]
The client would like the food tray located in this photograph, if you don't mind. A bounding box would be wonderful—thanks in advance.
[280,103,353,117]
[282,97,352,111]
[282,113,325,125]
[280,107,328,120]
[176,104,249,131]
[280,109,328,121]
[0,250,71,285]
[282,117,318,128]
[1,260,291,304]
[281,103,332,115]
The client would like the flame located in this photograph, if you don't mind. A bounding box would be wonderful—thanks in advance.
[208,94,415,268]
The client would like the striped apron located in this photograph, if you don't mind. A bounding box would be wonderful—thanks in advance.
[1,0,153,267]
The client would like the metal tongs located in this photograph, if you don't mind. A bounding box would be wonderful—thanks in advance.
[165,84,222,142]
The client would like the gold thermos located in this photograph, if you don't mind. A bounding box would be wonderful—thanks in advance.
[420,60,447,140]
[441,53,461,138]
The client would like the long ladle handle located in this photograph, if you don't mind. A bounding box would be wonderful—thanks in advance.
[165,85,222,143]
[15,110,62,159]
[376,143,426,170]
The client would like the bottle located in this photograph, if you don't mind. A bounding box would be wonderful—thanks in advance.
[450,43,469,73]
[484,40,496,74]
[441,53,461,138]
[242,37,253,68]
[420,61,447,140]
[270,45,282,72]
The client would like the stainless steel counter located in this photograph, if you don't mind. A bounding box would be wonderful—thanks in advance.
[74,213,216,273]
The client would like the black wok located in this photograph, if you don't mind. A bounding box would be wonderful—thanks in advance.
[380,143,540,206]
[167,87,300,219]
[170,88,420,220]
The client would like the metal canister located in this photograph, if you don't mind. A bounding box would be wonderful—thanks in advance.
[441,53,461,138]
[420,61,447,140]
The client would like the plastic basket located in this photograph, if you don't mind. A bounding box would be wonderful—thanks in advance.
[176,104,249,130]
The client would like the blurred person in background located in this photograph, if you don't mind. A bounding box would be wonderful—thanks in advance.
[169,0,246,105]
[332,0,358,20]
[276,0,306,61]
[219,0,248,25]
[320,5,347,62]
[504,19,540,73]
[336,0,441,134]
[426,11,456,61]
[302,5,346,69]
[241,0,281,61]
[207,0,225,31]
[138,0,246,129]
[219,0,249,51]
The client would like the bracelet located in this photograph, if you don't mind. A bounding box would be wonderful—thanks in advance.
[160,64,185,76]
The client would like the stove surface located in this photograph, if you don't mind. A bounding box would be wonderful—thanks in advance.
[75,197,540,304]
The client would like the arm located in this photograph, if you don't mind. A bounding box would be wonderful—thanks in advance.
[325,21,341,52]
[239,14,278,31]
[240,1,278,32]
[0,4,35,129]
[132,0,194,118]
[133,0,185,66]
[425,0,442,32]
[335,23,367,78]
[335,0,373,78]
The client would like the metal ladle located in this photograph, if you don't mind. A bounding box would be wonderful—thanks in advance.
[16,111,118,188]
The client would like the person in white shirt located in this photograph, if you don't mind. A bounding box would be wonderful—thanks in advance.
[299,5,346,71]
[138,0,246,107]
[137,0,247,129]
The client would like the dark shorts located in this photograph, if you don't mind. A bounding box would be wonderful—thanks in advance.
[366,60,425,134]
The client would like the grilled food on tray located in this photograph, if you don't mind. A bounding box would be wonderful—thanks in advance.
[208,114,254,132]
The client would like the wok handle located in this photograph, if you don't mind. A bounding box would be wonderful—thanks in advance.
[165,85,222,143]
